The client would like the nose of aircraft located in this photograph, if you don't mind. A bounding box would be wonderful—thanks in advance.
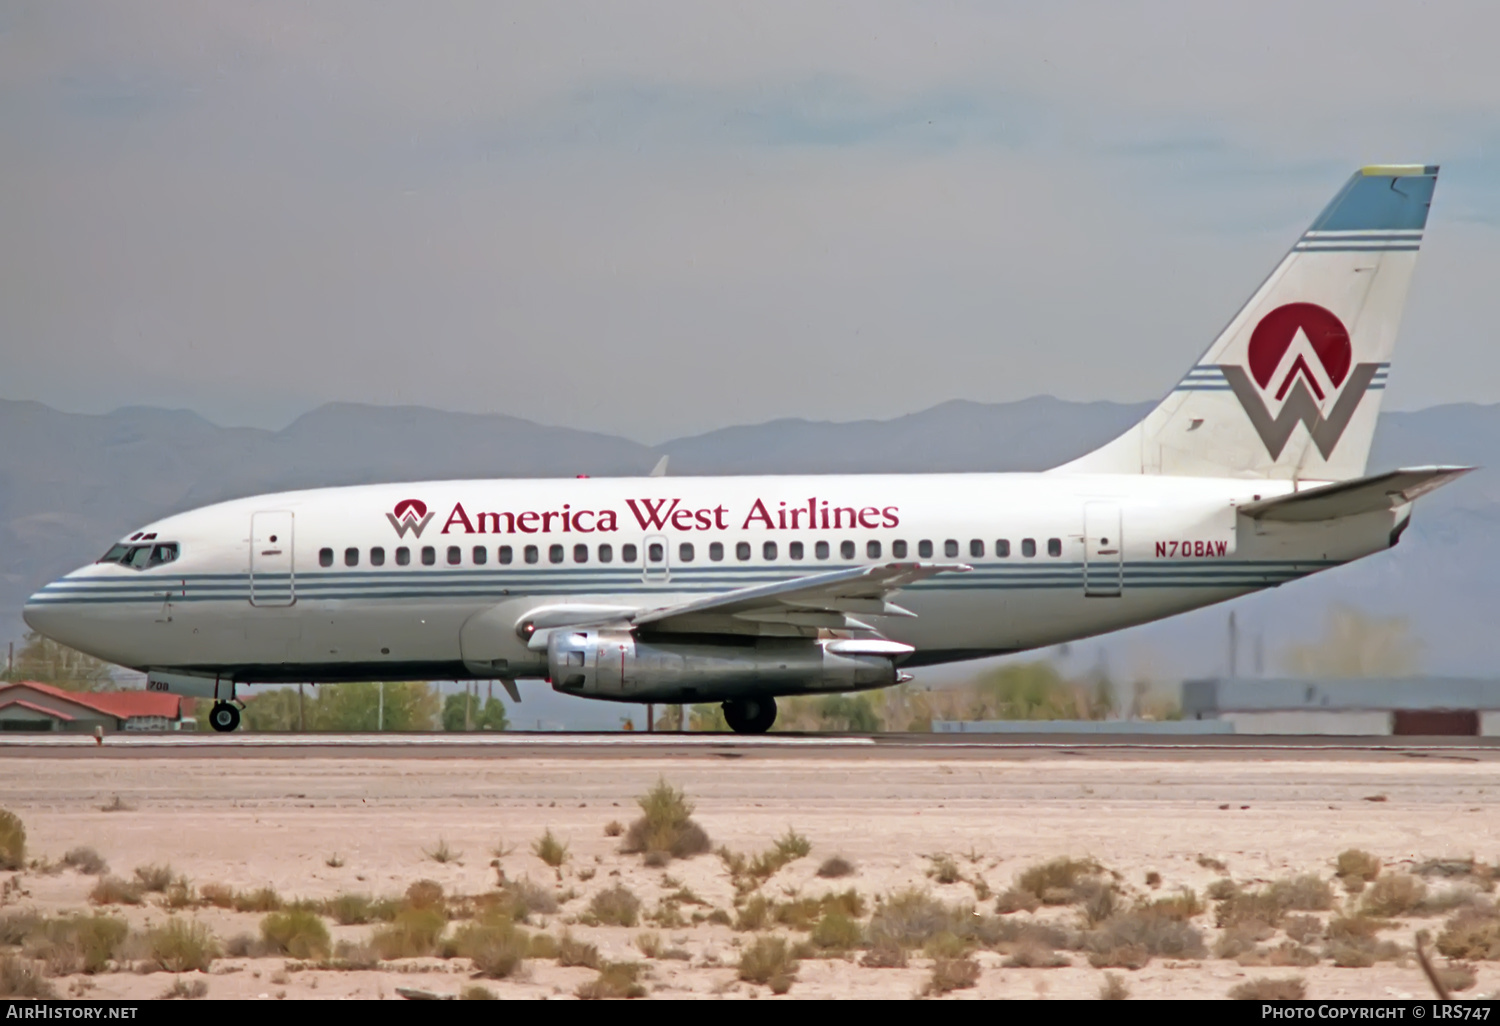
[23,575,86,650]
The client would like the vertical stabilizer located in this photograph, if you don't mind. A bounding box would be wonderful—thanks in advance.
[1058,165,1437,480]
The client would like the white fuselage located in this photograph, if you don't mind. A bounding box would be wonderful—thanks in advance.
[22,471,1402,698]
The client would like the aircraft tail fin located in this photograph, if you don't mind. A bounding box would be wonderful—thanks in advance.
[1058,165,1438,481]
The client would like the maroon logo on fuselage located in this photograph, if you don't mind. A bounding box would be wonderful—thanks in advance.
[1221,303,1379,460]
[386,498,435,538]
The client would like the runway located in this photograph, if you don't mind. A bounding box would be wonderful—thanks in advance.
[1,730,1497,759]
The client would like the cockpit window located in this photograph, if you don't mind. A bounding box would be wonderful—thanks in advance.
[99,542,179,570]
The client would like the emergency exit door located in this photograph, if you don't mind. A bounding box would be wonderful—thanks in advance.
[1083,503,1122,598]
[249,511,296,606]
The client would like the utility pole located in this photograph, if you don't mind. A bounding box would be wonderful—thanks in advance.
[298,683,305,731]
[378,682,384,732]
[647,703,654,733]
[5,641,11,680]
[464,682,473,731]
[1227,612,1239,678]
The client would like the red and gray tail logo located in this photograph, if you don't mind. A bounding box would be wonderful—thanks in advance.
[1221,303,1381,459]
[386,498,435,538]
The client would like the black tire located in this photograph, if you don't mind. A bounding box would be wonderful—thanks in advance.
[723,696,777,734]
[209,702,240,733]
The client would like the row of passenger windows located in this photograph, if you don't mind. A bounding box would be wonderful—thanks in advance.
[318,537,1065,568]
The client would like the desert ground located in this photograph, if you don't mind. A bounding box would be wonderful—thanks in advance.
[1,744,1498,1000]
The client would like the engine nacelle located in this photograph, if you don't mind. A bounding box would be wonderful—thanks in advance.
[546,630,909,702]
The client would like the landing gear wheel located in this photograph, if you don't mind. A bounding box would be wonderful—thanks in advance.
[722,696,777,734]
[209,702,240,733]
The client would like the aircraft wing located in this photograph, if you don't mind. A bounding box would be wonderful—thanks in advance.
[1237,466,1475,522]
[632,562,971,632]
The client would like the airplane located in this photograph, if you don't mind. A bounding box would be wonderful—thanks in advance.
[23,164,1471,734]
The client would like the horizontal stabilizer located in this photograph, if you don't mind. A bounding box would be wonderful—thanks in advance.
[1237,466,1474,522]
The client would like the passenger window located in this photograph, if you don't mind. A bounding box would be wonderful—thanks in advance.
[422,546,437,566]
[573,544,588,563]
[319,548,334,568]
[840,540,855,560]
[679,543,694,563]
[524,545,539,564]
[622,543,638,563]
[647,542,664,563]
[447,546,461,566]
[598,544,613,563]
[763,541,777,560]
[892,540,907,558]
[944,539,959,558]
[815,540,830,560]
[1048,537,1062,557]
[1022,538,1036,557]
[709,542,724,562]
[396,547,411,566]
[736,542,751,561]
[370,546,386,566]
[498,545,512,565]
[345,547,360,567]
[867,540,881,558]
[995,539,1010,557]
[472,546,487,565]
[789,541,804,560]
[918,540,933,558]
[968,539,982,558]
[549,544,564,564]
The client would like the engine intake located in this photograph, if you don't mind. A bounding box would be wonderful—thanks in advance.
[546,630,908,702]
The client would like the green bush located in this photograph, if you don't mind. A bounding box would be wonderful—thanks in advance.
[621,779,712,862]
[0,811,24,871]
[146,918,218,973]
[0,955,54,998]
[1015,857,1107,905]
[812,910,863,951]
[232,887,283,913]
[532,829,569,868]
[373,908,447,959]
[577,961,647,999]
[61,847,108,876]
[327,893,375,925]
[260,909,331,960]
[451,920,529,979]
[738,936,799,990]
[89,877,144,906]
[587,884,641,927]
[923,956,980,995]
[133,864,176,892]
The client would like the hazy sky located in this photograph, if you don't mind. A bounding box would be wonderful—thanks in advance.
[4,2,1498,443]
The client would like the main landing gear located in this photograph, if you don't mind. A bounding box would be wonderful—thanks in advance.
[209,702,241,733]
[722,696,777,735]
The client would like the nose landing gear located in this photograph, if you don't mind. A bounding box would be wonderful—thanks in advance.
[209,702,241,733]
[722,696,777,734]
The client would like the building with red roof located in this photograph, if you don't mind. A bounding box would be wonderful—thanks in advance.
[0,681,194,733]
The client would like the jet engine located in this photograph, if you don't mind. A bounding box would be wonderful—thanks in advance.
[545,629,911,702]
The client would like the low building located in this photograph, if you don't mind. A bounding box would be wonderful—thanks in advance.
[1182,678,1500,736]
[0,681,195,733]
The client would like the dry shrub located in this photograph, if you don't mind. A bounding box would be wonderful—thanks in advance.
[62,847,108,876]
[735,895,771,931]
[860,938,908,968]
[494,878,558,922]
[923,931,972,960]
[0,811,24,871]
[1215,924,1272,960]
[0,955,55,998]
[327,893,375,926]
[36,915,128,975]
[405,879,444,910]
[532,829,569,868]
[812,910,862,951]
[1436,908,1500,960]
[1229,976,1306,1000]
[1336,849,1382,893]
[0,912,42,946]
[557,930,601,969]
[1197,855,1228,873]
[923,956,980,995]
[1215,890,1284,930]
[867,889,970,950]
[223,933,259,958]
[588,884,641,927]
[1002,943,1069,968]
[133,864,176,892]
[635,931,662,958]
[1262,941,1320,967]
[451,920,528,979]
[621,779,712,863]
[1437,961,1478,992]
[232,887,282,913]
[162,882,195,910]
[1361,874,1427,918]
[1415,858,1496,892]
[818,856,855,879]
[161,977,208,999]
[198,883,234,909]
[1284,914,1323,945]
[927,855,962,885]
[738,936,798,991]
[528,932,560,959]
[461,985,496,1000]
[1206,878,1239,901]
[577,961,647,999]
[1087,944,1149,970]
[145,918,218,973]
[604,821,623,837]
[331,939,379,970]
[994,888,1041,914]
[1086,906,1206,961]
[1268,875,1335,912]
[982,916,1073,952]
[1138,889,1204,921]
[424,838,461,864]
[1323,916,1403,967]
[1419,885,1485,916]
[90,876,144,906]
[1015,857,1107,905]
[260,910,331,960]
[373,908,447,959]
[774,829,812,861]
[1099,972,1130,1000]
